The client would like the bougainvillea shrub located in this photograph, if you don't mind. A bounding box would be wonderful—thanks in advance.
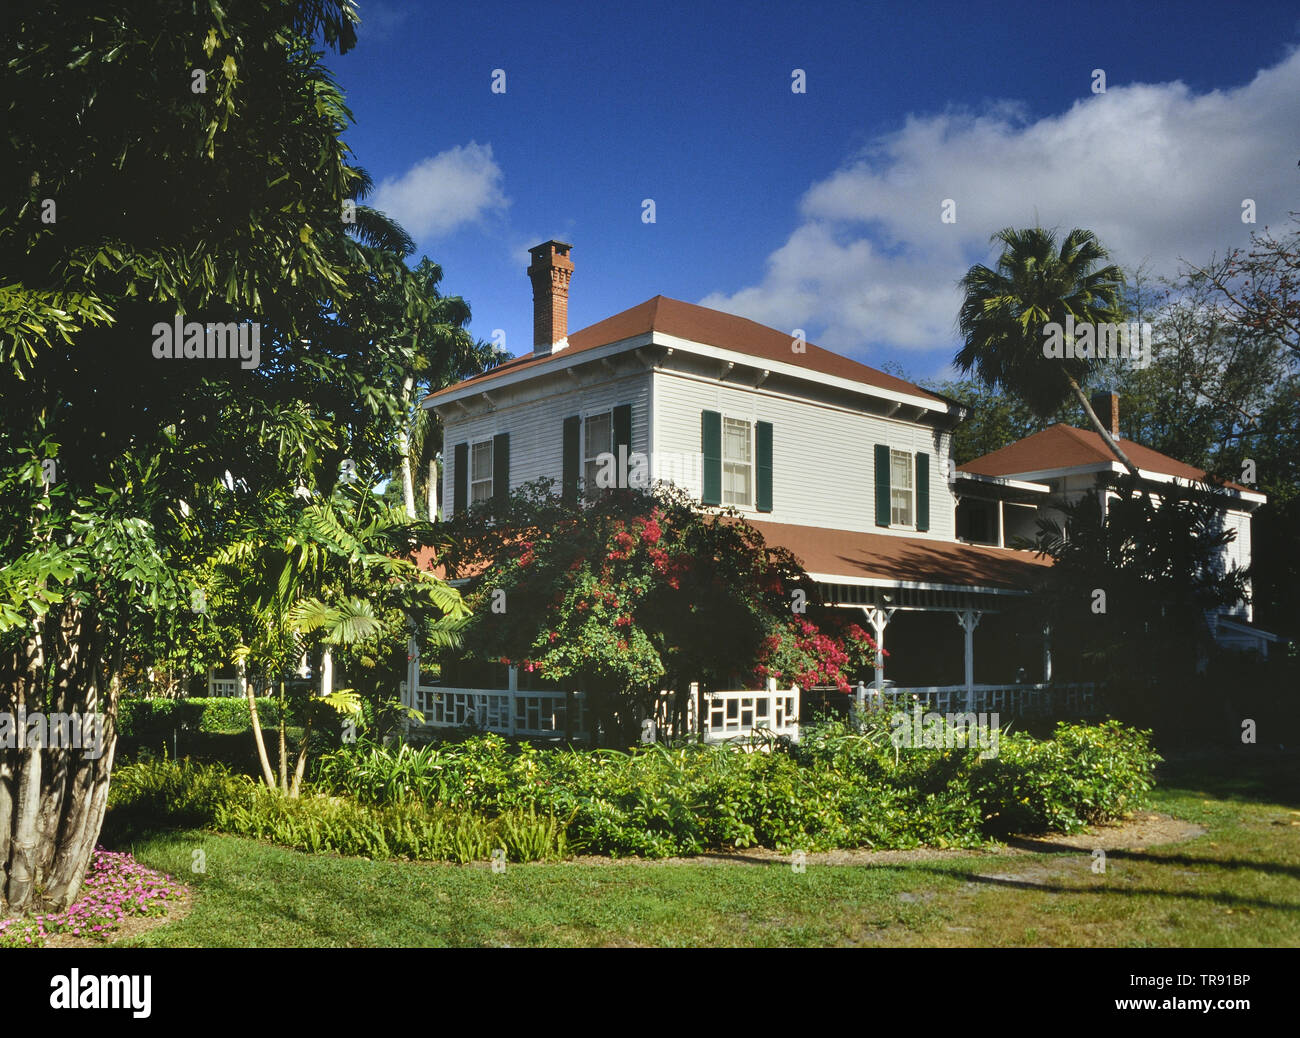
[436,482,882,741]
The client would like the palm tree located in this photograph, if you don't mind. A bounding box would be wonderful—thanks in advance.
[209,491,469,794]
[956,226,1143,480]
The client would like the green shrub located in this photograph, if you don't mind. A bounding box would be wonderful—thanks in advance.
[972,720,1162,834]
[117,697,287,739]
[107,757,569,863]
[110,717,1162,861]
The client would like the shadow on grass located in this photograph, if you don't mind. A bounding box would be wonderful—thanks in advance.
[1001,837,1300,882]
[1153,749,1300,809]
[956,871,1297,914]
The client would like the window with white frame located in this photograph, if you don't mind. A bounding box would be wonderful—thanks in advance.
[890,449,913,526]
[471,439,494,503]
[583,411,612,490]
[722,417,753,507]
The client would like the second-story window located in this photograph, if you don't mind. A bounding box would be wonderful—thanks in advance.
[890,449,913,526]
[471,440,494,504]
[722,416,753,507]
[583,411,612,490]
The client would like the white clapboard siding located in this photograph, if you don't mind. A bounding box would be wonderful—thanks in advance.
[438,370,651,515]
[649,370,958,539]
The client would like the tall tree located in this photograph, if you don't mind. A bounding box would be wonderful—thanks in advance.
[955,227,1138,478]
[0,0,453,914]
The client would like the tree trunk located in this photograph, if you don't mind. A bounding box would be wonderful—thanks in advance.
[1065,374,1144,482]
[244,668,277,790]
[428,458,439,522]
[277,680,288,793]
[289,717,312,799]
[1,605,121,915]
[399,375,417,521]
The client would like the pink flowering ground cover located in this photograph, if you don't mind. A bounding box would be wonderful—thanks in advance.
[0,847,187,948]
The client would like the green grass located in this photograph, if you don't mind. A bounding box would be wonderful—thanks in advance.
[108,751,1300,947]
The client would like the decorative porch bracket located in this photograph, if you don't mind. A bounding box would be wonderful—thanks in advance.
[863,606,896,689]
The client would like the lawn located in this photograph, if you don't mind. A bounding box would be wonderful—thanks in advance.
[109,751,1300,947]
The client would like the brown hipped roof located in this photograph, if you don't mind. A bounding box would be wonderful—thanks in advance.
[746,520,1051,591]
[959,424,1252,493]
[425,296,945,405]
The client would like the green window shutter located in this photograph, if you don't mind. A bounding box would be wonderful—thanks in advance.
[613,404,632,457]
[915,451,930,532]
[701,410,722,505]
[756,420,773,513]
[562,416,580,503]
[453,442,468,516]
[874,444,891,527]
[493,433,510,508]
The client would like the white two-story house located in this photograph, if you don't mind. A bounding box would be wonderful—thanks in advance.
[422,241,1274,714]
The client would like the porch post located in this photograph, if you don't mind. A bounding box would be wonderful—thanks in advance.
[508,665,518,691]
[997,500,1005,548]
[956,609,981,711]
[321,647,334,697]
[1041,622,1052,683]
[863,606,895,690]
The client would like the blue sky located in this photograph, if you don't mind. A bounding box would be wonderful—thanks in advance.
[329,0,1300,383]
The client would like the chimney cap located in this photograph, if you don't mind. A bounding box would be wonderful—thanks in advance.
[528,240,573,261]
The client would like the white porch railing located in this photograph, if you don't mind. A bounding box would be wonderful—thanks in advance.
[400,679,801,743]
[208,678,241,697]
[855,682,1096,718]
[702,681,800,744]
[404,683,587,739]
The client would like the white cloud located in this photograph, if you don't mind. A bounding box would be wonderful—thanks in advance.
[370,142,508,240]
[700,49,1300,361]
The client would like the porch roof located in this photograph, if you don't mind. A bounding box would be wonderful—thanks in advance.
[414,519,1055,594]
[745,520,1052,592]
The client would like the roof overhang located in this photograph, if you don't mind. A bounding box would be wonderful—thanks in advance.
[425,327,955,420]
[969,460,1266,506]
[649,330,952,416]
[951,470,1052,502]
[424,332,656,410]
[806,572,1030,596]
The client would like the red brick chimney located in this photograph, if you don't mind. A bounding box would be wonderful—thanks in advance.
[527,241,574,355]
[1090,390,1120,438]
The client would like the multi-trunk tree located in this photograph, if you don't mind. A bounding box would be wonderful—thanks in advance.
[0,0,470,914]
